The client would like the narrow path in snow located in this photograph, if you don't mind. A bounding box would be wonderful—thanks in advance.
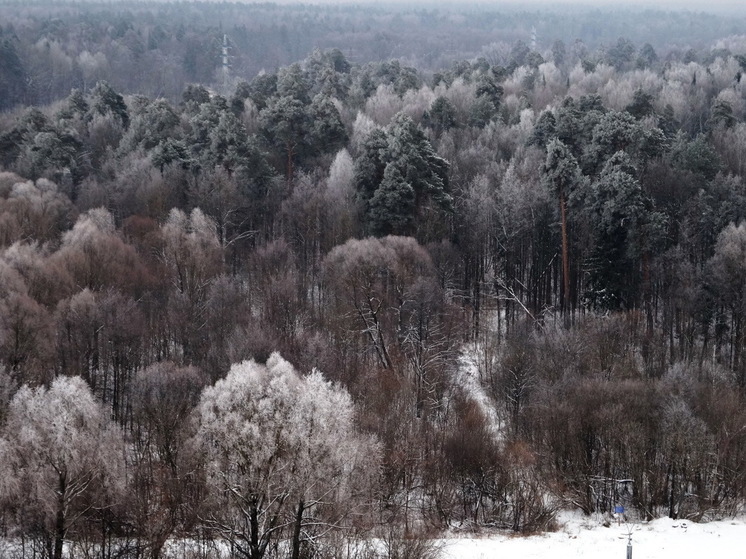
[455,347,504,445]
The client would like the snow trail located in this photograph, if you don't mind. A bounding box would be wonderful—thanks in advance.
[455,347,504,444]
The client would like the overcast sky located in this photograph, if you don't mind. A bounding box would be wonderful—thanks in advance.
[252,0,745,11]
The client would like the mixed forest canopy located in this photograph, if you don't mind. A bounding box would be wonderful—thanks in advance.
[2,1,746,558]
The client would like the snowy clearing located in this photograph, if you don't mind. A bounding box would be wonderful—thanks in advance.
[441,512,746,559]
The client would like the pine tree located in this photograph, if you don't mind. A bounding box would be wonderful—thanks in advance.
[368,164,416,236]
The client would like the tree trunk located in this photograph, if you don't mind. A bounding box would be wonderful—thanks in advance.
[559,189,571,327]
[286,141,296,184]
[668,463,676,519]
[54,473,66,559]
[250,500,261,559]
[291,500,305,559]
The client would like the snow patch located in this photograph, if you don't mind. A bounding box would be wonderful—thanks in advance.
[455,348,504,444]
[440,511,746,559]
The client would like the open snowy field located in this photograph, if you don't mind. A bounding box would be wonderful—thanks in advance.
[441,512,746,559]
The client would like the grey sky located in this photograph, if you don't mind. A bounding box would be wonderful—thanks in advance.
[248,0,745,12]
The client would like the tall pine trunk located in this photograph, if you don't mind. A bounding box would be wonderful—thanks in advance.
[559,188,571,327]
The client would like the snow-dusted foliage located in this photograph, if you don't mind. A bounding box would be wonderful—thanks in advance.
[196,353,379,559]
[0,376,125,559]
[326,148,355,201]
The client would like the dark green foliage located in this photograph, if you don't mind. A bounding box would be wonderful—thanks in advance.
[606,37,636,70]
[304,48,351,100]
[22,130,82,182]
[626,89,655,120]
[182,84,211,108]
[0,37,27,110]
[475,75,504,109]
[468,96,498,128]
[125,98,181,152]
[551,40,566,66]
[57,89,89,122]
[584,111,639,173]
[368,165,416,236]
[151,138,190,171]
[584,110,665,176]
[248,73,278,111]
[0,108,50,168]
[424,97,458,134]
[510,40,531,67]
[554,96,605,159]
[659,104,678,138]
[709,99,736,129]
[90,81,130,128]
[259,94,309,180]
[327,48,351,74]
[529,111,557,148]
[585,154,667,310]
[257,68,346,179]
[543,139,581,196]
[525,51,545,69]
[680,174,746,262]
[354,128,389,211]
[670,132,720,180]
[230,80,252,116]
[277,63,310,104]
[386,114,451,214]
[637,43,658,68]
[307,94,347,154]
[354,115,451,238]
[364,60,422,96]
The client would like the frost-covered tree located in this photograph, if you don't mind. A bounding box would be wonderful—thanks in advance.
[160,207,221,301]
[196,353,378,559]
[325,148,359,242]
[0,376,125,559]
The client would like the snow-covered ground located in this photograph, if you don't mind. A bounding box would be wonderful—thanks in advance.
[441,511,746,559]
[455,347,504,443]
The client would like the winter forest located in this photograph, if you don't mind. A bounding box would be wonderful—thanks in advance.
[2,1,746,557]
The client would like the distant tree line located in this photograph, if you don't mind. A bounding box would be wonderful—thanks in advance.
[2,1,746,109]
[2,5,746,557]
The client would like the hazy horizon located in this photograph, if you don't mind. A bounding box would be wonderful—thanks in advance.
[22,0,746,10]
[213,0,746,11]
